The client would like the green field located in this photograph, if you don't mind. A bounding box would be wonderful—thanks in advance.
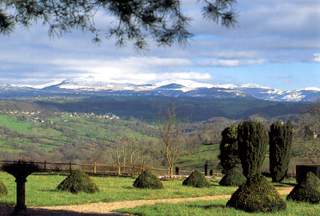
[177,145,220,169]
[0,112,160,163]
[0,172,236,207]
[119,200,320,216]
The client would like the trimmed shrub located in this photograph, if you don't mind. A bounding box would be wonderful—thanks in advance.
[269,121,293,182]
[287,172,320,203]
[0,181,7,197]
[219,168,246,186]
[133,170,163,189]
[182,170,210,188]
[219,125,241,173]
[227,175,286,212]
[227,121,286,212]
[57,170,99,193]
[237,121,268,178]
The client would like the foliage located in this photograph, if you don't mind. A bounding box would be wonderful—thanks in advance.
[269,121,293,182]
[0,0,236,48]
[57,170,99,193]
[226,175,286,212]
[133,170,163,189]
[287,172,320,203]
[219,125,241,173]
[218,124,245,186]
[219,168,246,186]
[237,121,268,178]
[0,180,7,197]
[182,170,210,188]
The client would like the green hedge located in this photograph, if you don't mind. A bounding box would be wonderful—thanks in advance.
[227,175,286,212]
[183,170,210,188]
[133,170,163,189]
[57,170,99,193]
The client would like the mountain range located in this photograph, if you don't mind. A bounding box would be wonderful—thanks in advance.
[1,79,320,102]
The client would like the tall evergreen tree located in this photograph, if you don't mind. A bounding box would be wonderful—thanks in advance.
[219,125,246,186]
[219,125,241,173]
[227,120,286,212]
[237,121,268,178]
[269,121,293,182]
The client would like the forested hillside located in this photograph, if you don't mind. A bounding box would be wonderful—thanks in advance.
[0,100,319,171]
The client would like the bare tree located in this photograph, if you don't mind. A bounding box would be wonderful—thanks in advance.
[159,106,184,177]
[111,137,141,175]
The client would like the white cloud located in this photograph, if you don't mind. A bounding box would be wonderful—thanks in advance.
[51,57,211,84]
[313,53,320,62]
[197,58,265,67]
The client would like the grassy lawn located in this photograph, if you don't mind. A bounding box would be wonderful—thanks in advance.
[119,200,320,216]
[0,172,236,207]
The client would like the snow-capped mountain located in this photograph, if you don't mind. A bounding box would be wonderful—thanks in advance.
[1,79,320,102]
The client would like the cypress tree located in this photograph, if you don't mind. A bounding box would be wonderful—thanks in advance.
[219,125,241,173]
[237,121,268,178]
[219,125,246,186]
[227,120,286,212]
[269,121,293,182]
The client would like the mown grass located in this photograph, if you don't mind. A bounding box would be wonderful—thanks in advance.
[0,172,236,207]
[119,199,320,216]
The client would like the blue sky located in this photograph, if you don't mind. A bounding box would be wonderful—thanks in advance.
[0,0,319,90]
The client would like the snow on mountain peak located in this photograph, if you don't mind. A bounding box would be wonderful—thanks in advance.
[302,87,320,92]
[282,91,305,102]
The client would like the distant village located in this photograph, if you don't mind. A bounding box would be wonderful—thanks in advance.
[0,110,120,124]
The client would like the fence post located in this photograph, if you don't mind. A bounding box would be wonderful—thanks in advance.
[175,167,180,175]
[209,169,213,176]
[204,161,208,176]
[44,161,47,171]
[69,161,72,174]
[93,162,97,175]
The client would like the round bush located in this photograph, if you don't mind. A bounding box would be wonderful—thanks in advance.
[227,175,286,212]
[287,172,320,203]
[182,170,210,188]
[57,170,99,193]
[133,170,163,189]
[219,168,246,186]
[0,181,8,197]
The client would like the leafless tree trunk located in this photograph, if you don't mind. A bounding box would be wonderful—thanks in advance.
[159,106,184,178]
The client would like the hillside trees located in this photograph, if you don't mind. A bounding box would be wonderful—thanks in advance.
[0,0,236,48]
[159,106,185,177]
[269,121,293,182]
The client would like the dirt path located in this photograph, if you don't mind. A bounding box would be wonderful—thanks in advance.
[36,187,292,215]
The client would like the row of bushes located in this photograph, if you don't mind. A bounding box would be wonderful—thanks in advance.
[0,169,210,198]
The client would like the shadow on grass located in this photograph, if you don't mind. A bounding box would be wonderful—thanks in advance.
[0,203,126,216]
[186,203,227,210]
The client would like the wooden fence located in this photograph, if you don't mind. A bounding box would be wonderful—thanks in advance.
[1,158,319,178]
[0,160,218,177]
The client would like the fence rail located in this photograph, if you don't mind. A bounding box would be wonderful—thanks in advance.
[1,158,319,178]
[0,160,220,177]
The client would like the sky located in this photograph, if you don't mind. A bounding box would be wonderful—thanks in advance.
[0,0,319,91]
